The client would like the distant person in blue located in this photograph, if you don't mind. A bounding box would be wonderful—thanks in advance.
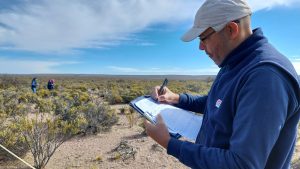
[31,77,38,93]
[47,79,55,90]
[144,0,300,168]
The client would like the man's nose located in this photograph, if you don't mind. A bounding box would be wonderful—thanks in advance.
[199,41,205,50]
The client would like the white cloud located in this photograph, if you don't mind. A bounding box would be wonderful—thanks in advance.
[292,62,300,74]
[290,56,300,74]
[0,0,299,53]
[0,0,200,53]
[248,0,300,11]
[107,66,139,73]
[138,42,156,46]
[107,65,219,75]
[0,58,77,74]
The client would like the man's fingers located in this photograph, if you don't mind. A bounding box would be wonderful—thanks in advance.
[144,119,154,132]
[144,115,162,130]
[151,86,161,100]
[157,95,166,102]
[144,119,151,127]
[156,114,164,124]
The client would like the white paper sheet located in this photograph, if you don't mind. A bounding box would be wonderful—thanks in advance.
[134,97,202,141]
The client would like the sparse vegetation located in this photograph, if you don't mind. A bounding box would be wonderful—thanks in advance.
[109,140,136,161]
[0,75,122,168]
[125,106,138,128]
[95,155,103,162]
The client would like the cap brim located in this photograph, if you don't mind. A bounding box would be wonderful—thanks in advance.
[181,27,206,42]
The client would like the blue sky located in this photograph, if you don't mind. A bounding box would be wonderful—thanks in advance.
[0,0,300,75]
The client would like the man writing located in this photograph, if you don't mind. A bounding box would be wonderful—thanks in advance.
[144,0,300,168]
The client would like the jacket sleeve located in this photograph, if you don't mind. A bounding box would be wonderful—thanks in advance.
[167,67,295,169]
[175,93,207,113]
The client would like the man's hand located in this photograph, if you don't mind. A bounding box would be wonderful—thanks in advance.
[151,86,180,104]
[144,114,171,149]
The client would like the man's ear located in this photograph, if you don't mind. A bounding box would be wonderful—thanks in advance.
[227,22,239,39]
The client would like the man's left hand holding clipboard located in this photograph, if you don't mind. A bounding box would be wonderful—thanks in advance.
[138,78,180,148]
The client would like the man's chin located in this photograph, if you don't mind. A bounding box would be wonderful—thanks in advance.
[207,55,219,65]
[208,55,215,62]
[211,57,220,65]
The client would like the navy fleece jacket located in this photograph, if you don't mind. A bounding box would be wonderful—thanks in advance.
[167,28,300,169]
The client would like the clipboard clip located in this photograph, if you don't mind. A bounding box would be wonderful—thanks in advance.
[144,111,156,124]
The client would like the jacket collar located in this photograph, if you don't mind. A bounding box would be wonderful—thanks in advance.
[219,28,267,68]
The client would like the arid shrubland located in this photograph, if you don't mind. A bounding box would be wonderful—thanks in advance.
[0,83,118,169]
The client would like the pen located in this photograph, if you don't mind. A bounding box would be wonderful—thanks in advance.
[158,78,168,95]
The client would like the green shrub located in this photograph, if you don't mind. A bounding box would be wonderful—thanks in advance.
[106,91,123,104]
[82,101,118,134]
[18,113,84,169]
[0,122,29,161]
[37,89,51,98]
[125,107,138,128]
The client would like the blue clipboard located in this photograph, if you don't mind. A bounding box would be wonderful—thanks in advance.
[129,95,155,123]
[129,95,181,139]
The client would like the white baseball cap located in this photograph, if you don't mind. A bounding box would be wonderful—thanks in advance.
[181,0,252,42]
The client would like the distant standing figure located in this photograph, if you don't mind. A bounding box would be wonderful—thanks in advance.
[47,79,55,90]
[31,77,38,93]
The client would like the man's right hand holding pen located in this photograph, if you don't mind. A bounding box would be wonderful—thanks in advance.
[145,78,181,149]
[151,79,180,104]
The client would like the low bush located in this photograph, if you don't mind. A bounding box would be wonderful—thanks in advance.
[0,118,29,161]
[82,101,118,134]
